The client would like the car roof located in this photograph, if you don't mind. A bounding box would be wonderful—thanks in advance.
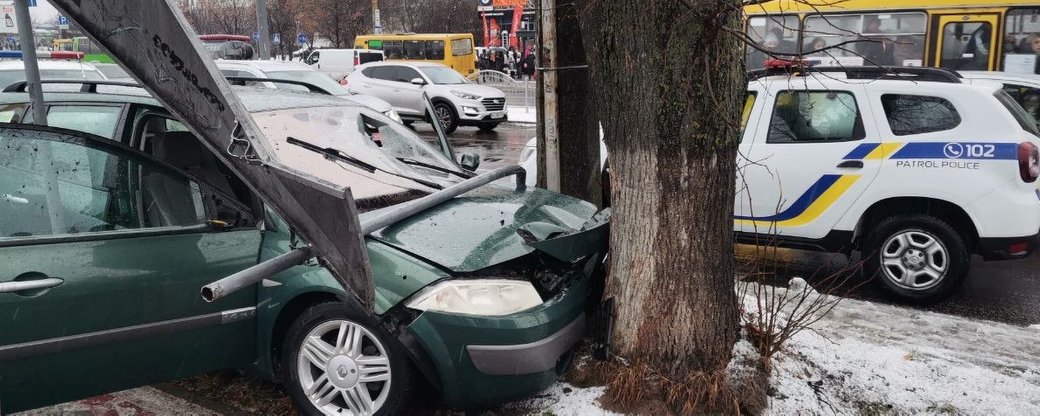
[0,59,101,71]
[360,61,446,69]
[960,71,1040,85]
[0,84,360,113]
[215,59,313,72]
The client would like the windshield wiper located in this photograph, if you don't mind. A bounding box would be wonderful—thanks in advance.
[287,136,444,190]
[397,157,474,179]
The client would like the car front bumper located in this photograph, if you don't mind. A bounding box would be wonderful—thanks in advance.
[403,274,592,408]
[455,101,508,125]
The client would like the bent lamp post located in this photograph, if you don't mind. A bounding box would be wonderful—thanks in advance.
[48,0,375,308]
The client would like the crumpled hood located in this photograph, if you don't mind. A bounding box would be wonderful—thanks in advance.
[366,186,599,272]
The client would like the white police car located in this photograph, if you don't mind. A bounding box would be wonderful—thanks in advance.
[521,66,1040,303]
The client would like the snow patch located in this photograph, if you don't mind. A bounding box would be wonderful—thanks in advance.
[505,383,618,416]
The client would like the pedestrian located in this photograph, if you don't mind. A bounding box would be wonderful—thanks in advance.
[522,52,535,80]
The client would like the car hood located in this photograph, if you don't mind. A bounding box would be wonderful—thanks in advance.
[365,185,600,272]
[340,94,393,113]
[432,84,505,99]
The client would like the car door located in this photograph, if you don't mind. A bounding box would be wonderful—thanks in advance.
[391,66,427,115]
[737,81,883,240]
[0,125,260,414]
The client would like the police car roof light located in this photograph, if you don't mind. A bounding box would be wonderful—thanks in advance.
[0,50,84,60]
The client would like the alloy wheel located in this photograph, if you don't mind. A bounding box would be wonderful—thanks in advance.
[879,230,949,290]
[297,320,392,416]
[435,106,452,129]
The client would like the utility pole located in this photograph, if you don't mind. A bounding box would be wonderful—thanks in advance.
[536,0,560,192]
[255,0,270,59]
[371,0,382,34]
[14,0,44,126]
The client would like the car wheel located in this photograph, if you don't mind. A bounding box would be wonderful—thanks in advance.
[477,123,499,132]
[432,102,458,134]
[863,215,970,304]
[282,302,413,416]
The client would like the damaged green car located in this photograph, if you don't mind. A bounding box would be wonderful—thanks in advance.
[0,85,608,415]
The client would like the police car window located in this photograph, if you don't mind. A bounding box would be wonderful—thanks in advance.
[995,90,1040,138]
[1000,83,1040,123]
[767,91,864,143]
[881,94,961,136]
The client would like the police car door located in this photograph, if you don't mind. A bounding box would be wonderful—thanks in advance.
[737,79,882,242]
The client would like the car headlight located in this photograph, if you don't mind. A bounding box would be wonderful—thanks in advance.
[384,109,402,123]
[406,279,542,316]
[451,90,481,100]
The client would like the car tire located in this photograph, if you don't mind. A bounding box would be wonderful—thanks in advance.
[432,102,458,134]
[477,123,499,132]
[281,301,413,416]
[862,214,970,304]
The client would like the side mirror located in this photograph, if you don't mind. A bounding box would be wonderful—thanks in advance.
[460,152,481,171]
[410,77,427,86]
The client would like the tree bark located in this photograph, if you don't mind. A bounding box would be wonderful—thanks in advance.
[579,0,743,376]
[556,0,601,206]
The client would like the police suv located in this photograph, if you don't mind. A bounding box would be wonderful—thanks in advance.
[740,66,1040,302]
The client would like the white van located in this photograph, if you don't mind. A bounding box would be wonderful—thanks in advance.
[303,49,384,80]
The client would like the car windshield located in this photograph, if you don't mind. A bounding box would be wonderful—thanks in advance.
[264,70,346,95]
[250,105,462,185]
[420,66,467,85]
[0,68,103,90]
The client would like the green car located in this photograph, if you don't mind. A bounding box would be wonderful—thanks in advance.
[0,85,607,415]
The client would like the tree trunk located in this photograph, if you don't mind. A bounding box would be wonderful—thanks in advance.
[579,0,743,377]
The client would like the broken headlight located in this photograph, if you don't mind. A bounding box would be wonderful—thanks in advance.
[406,279,542,316]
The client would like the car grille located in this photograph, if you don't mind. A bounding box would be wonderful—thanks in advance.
[482,97,506,111]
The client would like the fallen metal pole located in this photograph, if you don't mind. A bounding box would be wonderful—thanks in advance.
[202,166,528,302]
[14,0,45,126]
[361,165,527,235]
[202,246,313,302]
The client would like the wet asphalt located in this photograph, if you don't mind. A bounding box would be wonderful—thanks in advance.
[423,122,1040,327]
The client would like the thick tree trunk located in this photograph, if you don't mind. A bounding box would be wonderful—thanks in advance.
[579,1,743,376]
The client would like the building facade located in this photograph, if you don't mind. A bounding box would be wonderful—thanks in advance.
[477,0,535,51]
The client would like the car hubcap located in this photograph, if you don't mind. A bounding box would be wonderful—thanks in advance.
[436,107,451,128]
[297,320,391,416]
[880,230,949,290]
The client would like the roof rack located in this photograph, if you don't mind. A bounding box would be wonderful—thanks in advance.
[750,62,962,84]
[224,76,333,95]
[2,79,143,93]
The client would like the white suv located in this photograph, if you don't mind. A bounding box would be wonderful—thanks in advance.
[521,67,1040,303]
[345,62,507,134]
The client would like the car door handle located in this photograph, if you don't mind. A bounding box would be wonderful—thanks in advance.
[2,193,28,204]
[0,277,64,293]
[837,160,864,169]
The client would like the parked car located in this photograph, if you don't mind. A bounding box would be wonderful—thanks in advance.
[0,59,106,91]
[0,82,607,415]
[303,48,385,80]
[346,61,507,134]
[521,66,1040,303]
[214,60,401,122]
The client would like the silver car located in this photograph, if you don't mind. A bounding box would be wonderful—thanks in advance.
[345,61,507,133]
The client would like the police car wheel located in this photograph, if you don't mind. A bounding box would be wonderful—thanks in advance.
[281,302,414,416]
[864,215,970,304]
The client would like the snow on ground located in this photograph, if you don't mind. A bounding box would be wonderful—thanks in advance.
[505,284,1040,415]
[767,291,1040,415]
[507,106,536,124]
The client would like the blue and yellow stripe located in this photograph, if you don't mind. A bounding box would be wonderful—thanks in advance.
[735,174,860,228]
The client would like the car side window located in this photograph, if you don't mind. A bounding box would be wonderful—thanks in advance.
[767,91,864,143]
[395,67,421,83]
[0,128,205,239]
[46,105,123,140]
[880,94,962,136]
[368,66,396,81]
[0,103,27,123]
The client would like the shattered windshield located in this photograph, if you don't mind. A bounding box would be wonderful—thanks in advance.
[250,105,463,187]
